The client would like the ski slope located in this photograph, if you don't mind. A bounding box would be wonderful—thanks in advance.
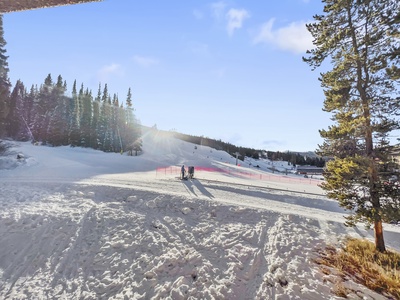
[0,129,399,299]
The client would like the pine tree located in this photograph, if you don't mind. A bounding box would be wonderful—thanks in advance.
[24,85,38,141]
[125,87,133,120]
[98,84,112,151]
[47,98,67,146]
[91,83,101,149]
[68,80,80,146]
[47,75,68,146]
[20,85,36,141]
[7,80,25,139]
[31,74,54,142]
[384,5,400,81]
[123,88,142,155]
[80,88,92,147]
[304,0,400,252]
[0,14,10,138]
[111,93,121,152]
[117,102,126,152]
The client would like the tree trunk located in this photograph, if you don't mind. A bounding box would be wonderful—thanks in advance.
[374,219,386,252]
[370,160,386,252]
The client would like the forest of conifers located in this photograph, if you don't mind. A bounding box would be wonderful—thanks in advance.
[3,73,142,154]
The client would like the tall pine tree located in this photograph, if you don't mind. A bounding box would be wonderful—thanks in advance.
[80,88,93,147]
[32,74,58,143]
[0,14,10,138]
[68,80,80,146]
[122,88,142,155]
[91,83,101,149]
[98,84,112,151]
[47,75,68,146]
[25,85,37,141]
[110,93,121,152]
[7,79,25,139]
[304,0,400,252]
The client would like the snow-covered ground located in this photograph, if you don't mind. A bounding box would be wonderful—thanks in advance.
[0,129,399,300]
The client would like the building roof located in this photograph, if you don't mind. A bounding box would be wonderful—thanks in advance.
[0,0,102,13]
[296,166,324,174]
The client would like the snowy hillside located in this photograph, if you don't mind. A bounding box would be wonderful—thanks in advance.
[0,129,399,299]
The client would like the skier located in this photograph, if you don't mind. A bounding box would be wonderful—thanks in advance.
[181,165,186,180]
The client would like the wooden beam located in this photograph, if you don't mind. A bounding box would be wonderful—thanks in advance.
[0,0,102,13]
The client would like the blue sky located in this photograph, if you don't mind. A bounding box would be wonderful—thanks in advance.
[3,0,330,152]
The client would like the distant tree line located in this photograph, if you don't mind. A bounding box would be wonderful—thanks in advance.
[173,132,325,167]
[3,74,142,153]
[266,151,325,167]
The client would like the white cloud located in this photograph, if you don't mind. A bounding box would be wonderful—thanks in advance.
[97,63,123,82]
[226,8,250,36]
[210,3,250,37]
[210,1,227,21]
[253,19,275,43]
[253,19,313,54]
[133,55,159,67]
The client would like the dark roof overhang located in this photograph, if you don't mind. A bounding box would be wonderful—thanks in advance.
[0,0,102,13]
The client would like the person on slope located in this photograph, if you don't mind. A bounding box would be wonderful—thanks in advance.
[181,165,186,180]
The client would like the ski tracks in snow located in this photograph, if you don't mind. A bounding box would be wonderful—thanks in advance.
[0,178,397,299]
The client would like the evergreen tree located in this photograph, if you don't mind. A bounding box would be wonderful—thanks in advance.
[117,101,126,152]
[123,88,134,147]
[47,75,68,146]
[98,84,112,151]
[68,80,80,146]
[22,85,36,140]
[91,84,101,149]
[31,74,54,142]
[110,93,122,152]
[47,97,67,146]
[0,14,10,138]
[304,0,400,252]
[80,88,92,147]
[104,94,113,151]
[125,88,133,121]
[123,88,141,155]
[7,80,25,139]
